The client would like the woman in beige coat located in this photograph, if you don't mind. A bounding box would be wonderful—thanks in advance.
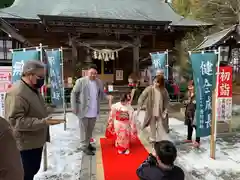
[137,75,170,142]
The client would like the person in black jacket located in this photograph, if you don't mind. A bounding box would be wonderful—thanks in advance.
[136,140,184,180]
[184,81,200,148]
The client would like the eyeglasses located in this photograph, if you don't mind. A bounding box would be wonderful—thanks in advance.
[35,75,44,79]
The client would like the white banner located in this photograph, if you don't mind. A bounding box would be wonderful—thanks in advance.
[0,93,6,117]
[217,97,232,122]
[0,66,12,117]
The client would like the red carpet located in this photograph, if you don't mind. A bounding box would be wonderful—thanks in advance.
[100,137,149,180]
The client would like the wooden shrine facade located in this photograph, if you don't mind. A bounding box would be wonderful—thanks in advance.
[0,0,209,85]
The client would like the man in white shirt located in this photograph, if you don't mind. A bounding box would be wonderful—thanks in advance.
[71,64,112,155]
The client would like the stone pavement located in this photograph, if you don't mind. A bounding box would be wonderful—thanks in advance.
[80,112,109,180]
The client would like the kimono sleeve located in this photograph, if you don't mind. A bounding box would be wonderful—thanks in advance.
[108,103,117,123]
[128,105,135,122]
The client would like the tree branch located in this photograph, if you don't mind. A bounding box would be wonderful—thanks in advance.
[208,0,238,14]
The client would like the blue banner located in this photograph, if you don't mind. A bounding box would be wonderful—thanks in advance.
[12,50,40,83]
[150,52,168,80]
[46,49,63,106]
[190,52,218,137]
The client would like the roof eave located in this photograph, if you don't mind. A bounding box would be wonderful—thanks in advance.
[2,17,40,23]
[195,25,237,50]
[0,18,32,45]
[170,21,213,27]
[38,14,171,26]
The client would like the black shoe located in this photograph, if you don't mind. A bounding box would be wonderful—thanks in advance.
[88,144,96,151]
[83,148,95,156]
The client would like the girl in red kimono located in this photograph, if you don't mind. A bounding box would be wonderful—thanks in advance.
[105,93,137,154]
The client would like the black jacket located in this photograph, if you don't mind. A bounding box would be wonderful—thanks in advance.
[136,156,184,180]
[184,95,196,125]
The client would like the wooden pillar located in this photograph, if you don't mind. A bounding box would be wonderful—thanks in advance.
[69,36,78,77]
[101,59,104,75]
[133,36,141,73]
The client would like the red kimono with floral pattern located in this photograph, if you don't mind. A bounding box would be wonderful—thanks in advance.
[105,102,137,152]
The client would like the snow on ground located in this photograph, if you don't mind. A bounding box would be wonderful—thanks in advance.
[169,118,240,179]
[34,113,83,180]
[137,111,240,180]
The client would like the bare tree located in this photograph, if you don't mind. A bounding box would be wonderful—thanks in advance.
[197,0,240,31]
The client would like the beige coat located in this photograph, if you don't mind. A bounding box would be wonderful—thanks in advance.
[4,80,49,151]
[137,85,169,129]
[0,117,24,180]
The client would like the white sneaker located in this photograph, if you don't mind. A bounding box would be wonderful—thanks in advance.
[118,149,130,154]
[124,149,130,154]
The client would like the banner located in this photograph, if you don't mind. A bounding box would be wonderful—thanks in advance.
[150,52,168,80]
[0,66,11,117]
[12,49,40,83]
[46,49,63,106]
[190,52,218,137]
[217,66,232,122]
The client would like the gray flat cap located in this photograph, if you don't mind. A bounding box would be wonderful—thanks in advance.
[22,60,45,74]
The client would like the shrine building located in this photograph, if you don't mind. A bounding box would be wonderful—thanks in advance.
[0,0,208,85]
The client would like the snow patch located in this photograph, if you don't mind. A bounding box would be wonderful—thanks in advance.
[137,111,240,179]
[34,113,83,180]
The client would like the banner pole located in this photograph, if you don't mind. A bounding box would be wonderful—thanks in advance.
[60,47,67,131]
[10,45,48,52]
[166,49,169,80]
[40,43,48,171]
[210,47,221,159]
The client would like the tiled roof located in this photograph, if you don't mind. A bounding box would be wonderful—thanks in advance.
[195,25,237,50]
[0,0,208,26]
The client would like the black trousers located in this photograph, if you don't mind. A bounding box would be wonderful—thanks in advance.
[20,147,43,180]
[187,120,200,143]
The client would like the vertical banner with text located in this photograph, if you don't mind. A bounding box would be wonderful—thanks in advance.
[12,50,40,83]
[217,66,232,122]
[0,66,11,117]
[46,49,63,106]
[150,52,168,80]
[190,52,218,137]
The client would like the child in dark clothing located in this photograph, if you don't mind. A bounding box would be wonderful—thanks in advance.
[184,81,200,148]
[136,140,184,180]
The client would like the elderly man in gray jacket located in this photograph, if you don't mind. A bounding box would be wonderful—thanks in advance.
[71,64,112,155]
